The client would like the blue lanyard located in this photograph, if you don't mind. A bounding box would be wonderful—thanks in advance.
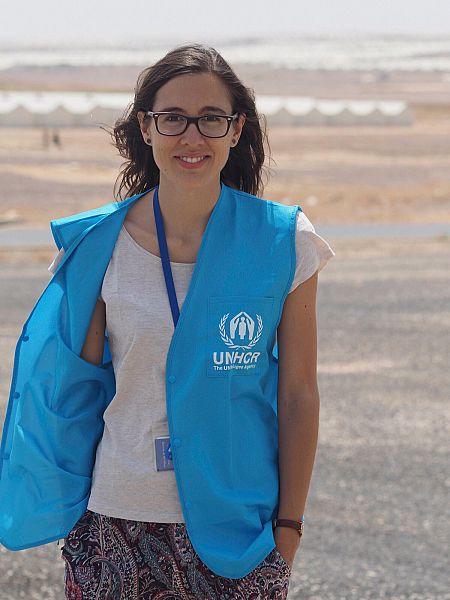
[153,185,178,462]
[153,185,180,329]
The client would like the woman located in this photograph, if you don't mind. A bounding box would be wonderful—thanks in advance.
[2,43,335,599]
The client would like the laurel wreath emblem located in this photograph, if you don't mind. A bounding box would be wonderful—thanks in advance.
[219,313,263,349]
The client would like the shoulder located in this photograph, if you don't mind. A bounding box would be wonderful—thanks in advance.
[227,186,301,233]
[230,186,299,211]
[49,198,134,251]
[294,210,335,255]
[287,210,336,293]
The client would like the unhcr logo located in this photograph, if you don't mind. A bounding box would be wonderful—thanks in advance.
[212,311,263,372]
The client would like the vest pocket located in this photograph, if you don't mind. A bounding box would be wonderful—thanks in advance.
[206,296,275,378]
[50,335,115,413]
[59,336,113,373]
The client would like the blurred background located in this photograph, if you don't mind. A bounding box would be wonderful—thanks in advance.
[0,1,449,599]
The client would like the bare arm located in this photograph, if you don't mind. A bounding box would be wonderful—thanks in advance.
[274,270,320,567]
[80,298,106,366]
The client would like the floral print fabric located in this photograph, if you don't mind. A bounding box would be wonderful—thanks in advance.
[61,509,291,599]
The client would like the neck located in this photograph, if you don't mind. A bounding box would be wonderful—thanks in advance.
[156,178,222,243]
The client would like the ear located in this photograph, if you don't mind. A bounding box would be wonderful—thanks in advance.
[137,111,151,144]
[137,110,148,133]
[233,112,246,142]
[231,113,246,148]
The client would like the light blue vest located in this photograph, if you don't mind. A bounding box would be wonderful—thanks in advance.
[0,182,301,578]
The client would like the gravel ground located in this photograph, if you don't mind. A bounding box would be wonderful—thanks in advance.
[0,236,449,599]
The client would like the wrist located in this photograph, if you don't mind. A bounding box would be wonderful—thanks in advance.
[273,515,305,538]
[274,525,301,541]
[273,526,301,551]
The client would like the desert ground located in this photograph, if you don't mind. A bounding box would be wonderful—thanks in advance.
[1,114,450,228]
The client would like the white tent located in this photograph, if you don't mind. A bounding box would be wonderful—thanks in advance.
[257,96,413,126]
[0,91,413,127]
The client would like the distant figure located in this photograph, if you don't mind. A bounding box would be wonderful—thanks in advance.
[42,128,62,149]
[52,130,61,148]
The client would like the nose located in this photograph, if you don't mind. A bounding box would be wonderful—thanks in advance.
[181,121,205,144]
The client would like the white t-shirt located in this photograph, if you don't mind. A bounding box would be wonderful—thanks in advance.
[48,209,335,522]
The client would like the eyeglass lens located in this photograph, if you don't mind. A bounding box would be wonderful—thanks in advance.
[157,114,230,137]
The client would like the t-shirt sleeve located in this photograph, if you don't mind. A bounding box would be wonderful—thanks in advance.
[48,247,65,274]
[288,210,336,294]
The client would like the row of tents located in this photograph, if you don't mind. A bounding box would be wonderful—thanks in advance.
[0,91,413,127]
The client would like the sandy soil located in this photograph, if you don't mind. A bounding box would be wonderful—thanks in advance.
[1,112,450,229]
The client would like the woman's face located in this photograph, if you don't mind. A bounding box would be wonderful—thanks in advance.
[137,72,246,192]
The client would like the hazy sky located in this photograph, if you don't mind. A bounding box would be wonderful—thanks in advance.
[2,0,450,46]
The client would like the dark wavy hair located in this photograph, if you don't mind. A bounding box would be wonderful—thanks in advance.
[105,43,273,200]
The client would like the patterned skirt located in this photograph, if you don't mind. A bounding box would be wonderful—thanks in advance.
[60,509,292,599]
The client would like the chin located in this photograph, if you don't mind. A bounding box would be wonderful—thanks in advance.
[179,172,216,185]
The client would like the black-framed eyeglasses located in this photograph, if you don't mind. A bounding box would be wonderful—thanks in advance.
[145,111,239,138]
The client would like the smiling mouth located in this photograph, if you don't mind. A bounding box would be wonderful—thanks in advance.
[175,156,210,168]
[176,155,208,163]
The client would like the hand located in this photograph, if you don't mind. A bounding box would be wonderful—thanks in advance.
[274,526,301,570]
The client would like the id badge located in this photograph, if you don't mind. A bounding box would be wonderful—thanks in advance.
[154,436,174,471]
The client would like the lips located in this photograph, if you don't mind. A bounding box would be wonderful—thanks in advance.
[175,155,210,169]
[175,155,209,160]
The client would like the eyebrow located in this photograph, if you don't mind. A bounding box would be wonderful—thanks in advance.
[157,105,228,115]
